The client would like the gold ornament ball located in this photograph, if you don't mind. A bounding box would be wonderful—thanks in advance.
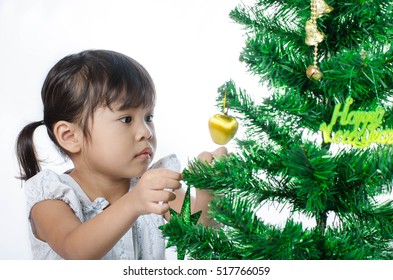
[306,65,323,81]
[208,113,238,145]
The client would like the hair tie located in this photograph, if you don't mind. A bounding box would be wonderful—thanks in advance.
[39,120,46,126]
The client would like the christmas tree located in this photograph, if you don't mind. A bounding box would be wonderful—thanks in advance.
[160,0,393,259]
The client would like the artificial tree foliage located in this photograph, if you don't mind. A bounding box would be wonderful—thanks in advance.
[160,0,393,259]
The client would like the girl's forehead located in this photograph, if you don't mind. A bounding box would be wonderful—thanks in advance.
[107,101,156,112]
[106,88,156,110]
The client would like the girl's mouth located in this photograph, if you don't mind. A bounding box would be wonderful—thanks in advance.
[135,147,153,159]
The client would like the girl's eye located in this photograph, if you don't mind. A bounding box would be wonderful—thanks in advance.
[146,115,154,122]
[120,116,132,123]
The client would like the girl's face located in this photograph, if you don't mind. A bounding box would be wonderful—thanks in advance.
[80,104,157,180]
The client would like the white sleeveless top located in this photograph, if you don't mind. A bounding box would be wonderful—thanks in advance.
[24,154,180,260]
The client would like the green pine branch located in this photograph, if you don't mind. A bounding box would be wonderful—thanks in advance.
[209,193,323,259]
[163,0,393,260]
[160,214,242,260]
[324,223,393,259]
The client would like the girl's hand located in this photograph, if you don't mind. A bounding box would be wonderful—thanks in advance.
[197,146,228,163]
[130,169,182,216]
[193,146,228,225]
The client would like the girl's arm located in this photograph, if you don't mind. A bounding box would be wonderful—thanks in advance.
[30,168,182,259]
[31,193,139,259]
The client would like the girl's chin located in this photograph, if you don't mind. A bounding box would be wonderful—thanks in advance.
[129,166,149,178]
[128,157,154,177]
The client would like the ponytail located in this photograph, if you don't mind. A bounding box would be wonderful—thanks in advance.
[16,121,46,181]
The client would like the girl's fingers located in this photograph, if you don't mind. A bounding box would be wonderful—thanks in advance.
[197,147,229,164]
[150,189,177,203]
[197,151,214,163]
[150,202,171,215]
[212,146,228,158]
[141,169,182,190]
[156,169,183,180]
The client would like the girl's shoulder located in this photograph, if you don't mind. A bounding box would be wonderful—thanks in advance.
[24,169,84,220]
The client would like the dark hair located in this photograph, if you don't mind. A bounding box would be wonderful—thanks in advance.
[16,49,156,180]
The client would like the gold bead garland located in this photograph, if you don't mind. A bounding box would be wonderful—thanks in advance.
[305,0,333,81]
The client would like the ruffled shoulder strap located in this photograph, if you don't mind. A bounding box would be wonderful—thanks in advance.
[25,169,84,221]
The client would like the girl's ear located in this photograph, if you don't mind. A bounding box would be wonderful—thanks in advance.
[53,121,82,154]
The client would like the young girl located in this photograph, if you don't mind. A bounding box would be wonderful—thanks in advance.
[16,49,227,260]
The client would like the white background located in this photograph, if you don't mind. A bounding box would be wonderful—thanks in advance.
[0,0,263,259]
[0,1,391,270]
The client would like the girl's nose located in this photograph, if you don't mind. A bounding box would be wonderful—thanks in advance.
[136,122,153,141]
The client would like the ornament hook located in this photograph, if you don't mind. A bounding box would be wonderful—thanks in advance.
[222,92,230,115]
